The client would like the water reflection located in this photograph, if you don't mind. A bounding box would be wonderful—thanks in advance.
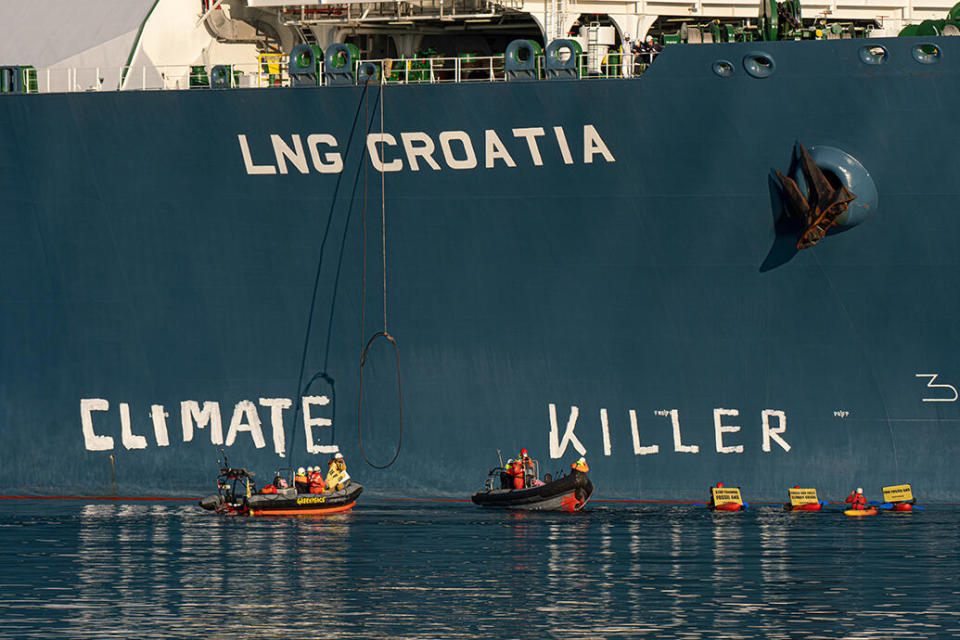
[0,502,959,638]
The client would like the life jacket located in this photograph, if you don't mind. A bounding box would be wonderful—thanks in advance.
[308,471,325,494]
[261,484,278,494]
[571,460,589,473]
[326,465,350,491]
[294,474,308,485]
[510,463,525,489]
[845,492,867,510]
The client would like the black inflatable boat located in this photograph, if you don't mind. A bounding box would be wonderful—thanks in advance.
[471,468,593,511]
[199,451,362,516]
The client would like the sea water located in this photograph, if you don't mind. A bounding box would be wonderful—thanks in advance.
[0,500,957,638]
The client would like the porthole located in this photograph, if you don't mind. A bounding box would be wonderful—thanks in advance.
[858,45,888,65]
[912,43,942,64]
[743,52,776,78]
[712,60,734,78]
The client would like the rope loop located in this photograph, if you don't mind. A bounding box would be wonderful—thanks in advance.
[357,331,402,469]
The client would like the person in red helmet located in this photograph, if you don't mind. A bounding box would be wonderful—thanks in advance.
[845,487,867,510]
[517,448,536,488]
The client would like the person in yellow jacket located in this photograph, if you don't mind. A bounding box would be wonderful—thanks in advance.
[325,452,351,491]
[571,457,589,473]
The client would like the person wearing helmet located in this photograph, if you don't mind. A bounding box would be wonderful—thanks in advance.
[571,457,589,473]
[502,459,515,489]
[308,466,325,494]
[845,487,867,510]
[325,453,351,492]
[517,448,536,488]
[295,467,309,493]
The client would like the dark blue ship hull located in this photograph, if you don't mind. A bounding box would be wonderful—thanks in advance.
[1,37,958,499]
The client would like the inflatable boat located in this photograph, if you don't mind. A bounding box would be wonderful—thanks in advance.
[711,501,746,512]
[783,502,824,512]
[201,478,362,516]
[471,469,593,511]
[199,451,361,516]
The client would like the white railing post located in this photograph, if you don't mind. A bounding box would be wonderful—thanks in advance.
[455,56,461,83]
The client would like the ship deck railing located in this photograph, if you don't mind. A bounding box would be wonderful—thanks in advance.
[16,53,649,94]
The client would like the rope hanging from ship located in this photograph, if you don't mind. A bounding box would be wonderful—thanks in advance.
[284,81,372,469]
[358,80,403,470]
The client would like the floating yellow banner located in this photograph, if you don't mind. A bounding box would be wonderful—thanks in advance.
[788,488,819,506]
[883,484,913,503]
[712,487,743,505]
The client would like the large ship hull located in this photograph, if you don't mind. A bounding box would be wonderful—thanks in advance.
[1,37,958,499]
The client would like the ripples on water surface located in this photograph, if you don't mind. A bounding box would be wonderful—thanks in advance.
[1,500,958,638]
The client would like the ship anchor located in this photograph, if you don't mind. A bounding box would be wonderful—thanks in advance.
[775,143,856,250]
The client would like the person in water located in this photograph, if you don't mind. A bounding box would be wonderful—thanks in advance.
[845,487,867,510]
[325,452,351,491]
[571,457,589,473]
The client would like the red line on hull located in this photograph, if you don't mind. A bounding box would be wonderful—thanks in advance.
[0,495,196,502]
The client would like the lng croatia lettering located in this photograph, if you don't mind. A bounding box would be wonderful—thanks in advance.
[237,125,614,175]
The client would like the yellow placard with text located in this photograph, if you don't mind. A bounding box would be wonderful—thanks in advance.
[712,487,743,505]
[882,484,913,503]
[788,488,819,506]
